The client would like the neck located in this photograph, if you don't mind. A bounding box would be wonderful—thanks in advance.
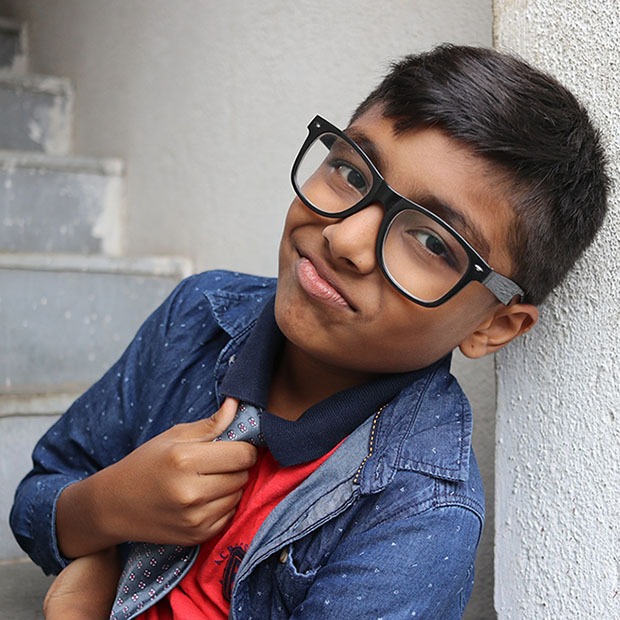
[268,341,377,421]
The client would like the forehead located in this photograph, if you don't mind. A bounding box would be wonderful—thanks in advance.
[347,109,516,272]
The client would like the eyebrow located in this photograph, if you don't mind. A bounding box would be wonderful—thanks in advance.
[416,195,491,259]
[345,127,388,174]
[344,126,492,259]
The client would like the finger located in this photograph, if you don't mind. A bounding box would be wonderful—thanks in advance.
[201,491,244,524]
[203,508,238,540]
[197,471,251,500]
[173,440,258,475]
[166,470,250,507]
[176,505,239,547]
[162,492,244,545]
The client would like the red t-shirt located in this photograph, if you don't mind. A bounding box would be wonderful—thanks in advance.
[141,446,335,619]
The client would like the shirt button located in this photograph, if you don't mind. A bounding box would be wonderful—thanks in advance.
[278,548,288,564]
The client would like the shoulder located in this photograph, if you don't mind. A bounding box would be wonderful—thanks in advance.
[356,356,484,520]
[159,270,277,335]
[170,270,276,308]
[370,450,484,526]
[189,270,277,297]
[361,357,474,487]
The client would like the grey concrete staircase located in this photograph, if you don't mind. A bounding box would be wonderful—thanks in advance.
[0,73,73,154]
[0,18,192,616]
[0,17,26,74]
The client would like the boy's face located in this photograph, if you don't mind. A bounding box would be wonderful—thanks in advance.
[275,108,524,375]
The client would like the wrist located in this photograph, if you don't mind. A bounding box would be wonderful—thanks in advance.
[55,471,122,557]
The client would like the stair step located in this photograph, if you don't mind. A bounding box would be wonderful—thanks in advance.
[0,413,63,562]
[1,392,80,561]
[0,558,52,615]
[0,73,73,154]
[0,253,193,395]
[0,392,94,563]
[0,390,81,417]
[0,151,125,255]
[0,18,27,74]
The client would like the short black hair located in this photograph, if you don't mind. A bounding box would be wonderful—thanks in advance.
[352,44,609,305]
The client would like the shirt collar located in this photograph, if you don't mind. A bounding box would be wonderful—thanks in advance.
[220,295,424,466]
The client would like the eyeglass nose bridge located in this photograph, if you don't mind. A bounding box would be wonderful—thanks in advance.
[360,177,413,216]
[363,179,420,224]
[360,181,420,268]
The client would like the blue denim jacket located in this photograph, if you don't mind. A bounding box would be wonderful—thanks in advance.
[11,271,484,619]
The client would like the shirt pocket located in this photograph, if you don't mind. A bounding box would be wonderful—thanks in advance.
[271,542,320,611]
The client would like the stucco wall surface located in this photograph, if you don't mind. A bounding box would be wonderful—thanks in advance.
[494,1,620,618]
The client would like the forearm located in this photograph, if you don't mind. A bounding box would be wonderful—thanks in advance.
[43,547,121,620]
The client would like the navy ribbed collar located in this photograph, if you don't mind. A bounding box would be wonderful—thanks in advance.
[220,296,428,466]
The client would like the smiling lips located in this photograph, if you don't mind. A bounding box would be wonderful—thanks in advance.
[296,257,353,310]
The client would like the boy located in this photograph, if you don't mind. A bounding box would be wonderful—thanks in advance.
[11,44,608,619]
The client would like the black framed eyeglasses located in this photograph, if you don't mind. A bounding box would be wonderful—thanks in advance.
[291,115,524,307]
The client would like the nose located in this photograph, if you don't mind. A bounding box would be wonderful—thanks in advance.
[322,204,383,273]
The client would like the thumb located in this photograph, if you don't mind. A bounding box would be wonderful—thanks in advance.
[180,397,239,441]
[204,397,240,440]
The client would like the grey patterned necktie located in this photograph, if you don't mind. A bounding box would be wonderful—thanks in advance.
[110,402,265,619]
[212,401,266,446]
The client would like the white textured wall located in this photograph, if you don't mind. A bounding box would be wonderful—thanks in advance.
[494,2,620,618]
[1,1,498,617]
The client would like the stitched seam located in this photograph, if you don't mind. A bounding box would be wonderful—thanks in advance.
[353,405,386,485]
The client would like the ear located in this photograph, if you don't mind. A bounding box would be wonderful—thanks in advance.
[458,302,539,359]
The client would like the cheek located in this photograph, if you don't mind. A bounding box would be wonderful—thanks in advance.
[283,198,312,230]
[279,205,309,255]
[277,209,301,265]
[365,300,488,372]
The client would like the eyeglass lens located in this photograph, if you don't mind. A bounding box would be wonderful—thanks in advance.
[294,131,471,303]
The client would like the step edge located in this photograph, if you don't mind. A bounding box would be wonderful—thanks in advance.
[0,150,124,175]
[0,18,28,75]
[0,18,22,33]
[0,71,74,96]
[0,252,194,278]
[0,391,83,417]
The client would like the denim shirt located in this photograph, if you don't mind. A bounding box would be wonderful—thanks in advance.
[11,270,484,619]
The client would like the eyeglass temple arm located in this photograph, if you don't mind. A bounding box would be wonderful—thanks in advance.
[482,271,524,305]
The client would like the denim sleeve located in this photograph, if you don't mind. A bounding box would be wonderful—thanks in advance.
[289,504,482,620]
[9,274,210,575]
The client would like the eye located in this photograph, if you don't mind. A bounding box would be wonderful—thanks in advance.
[333,161,369,193]
[408,229,459,270]
[414,230,448,257]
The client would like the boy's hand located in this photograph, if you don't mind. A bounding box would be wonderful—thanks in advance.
[56,398,258,558]
[43,547,120,620]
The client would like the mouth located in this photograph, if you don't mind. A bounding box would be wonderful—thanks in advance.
[295,255,357,312]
